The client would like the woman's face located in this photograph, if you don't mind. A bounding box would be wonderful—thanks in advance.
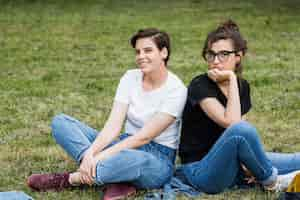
[135,37,167,74]
[206,39,241,72]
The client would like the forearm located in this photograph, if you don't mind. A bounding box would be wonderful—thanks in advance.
[224,74,241,123]
[88,122,122,155]
[94,134,149,161]
[94,113,175,162]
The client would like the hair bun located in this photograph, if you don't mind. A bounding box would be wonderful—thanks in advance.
[219,19,239,32]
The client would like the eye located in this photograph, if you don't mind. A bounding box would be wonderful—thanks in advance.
[217,51,231,60]
[135,49,141,55]
[144,48,153,53]
[205,51,215,61]
[219,51,230,56]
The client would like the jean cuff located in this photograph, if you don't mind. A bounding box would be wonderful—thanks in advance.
[261,167,278,186]
[94,161,105,185]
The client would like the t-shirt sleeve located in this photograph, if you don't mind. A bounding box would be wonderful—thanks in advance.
[114,71,131,104]
[189,76,217,107]
[159,86,187,118]
[240,79,252,114]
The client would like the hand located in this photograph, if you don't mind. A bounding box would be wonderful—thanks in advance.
[208,69,235,83]
[244,176,257,184]
[79,149,96,185]
[241,164,257,184]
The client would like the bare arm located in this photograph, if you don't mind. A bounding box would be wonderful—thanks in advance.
[89,101,128,155]
[201,69,241,128]
[94,112,175,161]
[78,101,128,184]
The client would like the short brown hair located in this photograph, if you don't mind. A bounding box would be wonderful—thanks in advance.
[130,28,171,65]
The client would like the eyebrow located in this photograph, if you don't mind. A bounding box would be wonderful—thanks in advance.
[143,47,153,50]
[209,50,235,53]
[135,46,154,51]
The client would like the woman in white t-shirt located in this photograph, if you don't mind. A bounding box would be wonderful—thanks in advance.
[27,28,187,197]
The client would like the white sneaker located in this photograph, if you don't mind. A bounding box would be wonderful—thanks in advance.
[265,170,300,192]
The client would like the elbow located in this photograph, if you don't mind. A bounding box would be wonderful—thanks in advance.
[223,118,242,128]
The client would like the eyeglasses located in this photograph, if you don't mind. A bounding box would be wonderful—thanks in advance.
[204,50,237,63]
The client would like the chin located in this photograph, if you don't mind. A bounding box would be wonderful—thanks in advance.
[140,67,149,73]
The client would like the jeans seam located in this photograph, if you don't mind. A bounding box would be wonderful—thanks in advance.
[191,135,269,182]
[236,135,268,177]
[63,116,94,162]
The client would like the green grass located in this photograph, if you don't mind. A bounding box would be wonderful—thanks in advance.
[0,0,299,199]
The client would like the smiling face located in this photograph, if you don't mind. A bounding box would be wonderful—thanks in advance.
[135,37,168,74]
[207,39,241,72]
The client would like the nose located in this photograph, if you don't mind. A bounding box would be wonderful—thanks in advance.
[212,55,221,64]
[137,51,146,59]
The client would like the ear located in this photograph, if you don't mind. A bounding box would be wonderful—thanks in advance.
[235,51,243,63]
[161,47,168,59]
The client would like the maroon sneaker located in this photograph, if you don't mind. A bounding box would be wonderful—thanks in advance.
[103,184,137,200]
[27,172,71,192]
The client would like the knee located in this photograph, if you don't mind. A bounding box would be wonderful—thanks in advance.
[95,150,151,184]
[227,121,259,141]
[51,113,69,139]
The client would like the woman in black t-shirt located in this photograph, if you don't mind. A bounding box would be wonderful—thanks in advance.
[177,20,300,194]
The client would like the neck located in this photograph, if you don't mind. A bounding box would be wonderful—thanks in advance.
[142,64,168,91]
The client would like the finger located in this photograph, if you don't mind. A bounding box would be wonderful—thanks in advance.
[81,169,93,185]
[92,162,96,179]
[83,163,93,183]
[213,68,220,73]
[207,71,212,77]
[210,75,217,82]
[80,173,85,184]
[83,174,92,185]
[214,69,221,76]
[213,69,222,77]
[85,174,93,186]
[88,163,93,178]
[208,69,216,75]
[211,69,218,77]
[207,71,216,81]
[79,170,90,185]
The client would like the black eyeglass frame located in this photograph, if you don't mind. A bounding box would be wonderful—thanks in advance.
[204,50,238,63]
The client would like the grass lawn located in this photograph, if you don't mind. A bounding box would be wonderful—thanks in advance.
[0,0,299,199]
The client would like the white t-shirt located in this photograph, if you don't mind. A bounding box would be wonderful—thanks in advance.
[114,69,187,149]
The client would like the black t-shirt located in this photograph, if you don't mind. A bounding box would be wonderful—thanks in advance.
[179,74,252,164]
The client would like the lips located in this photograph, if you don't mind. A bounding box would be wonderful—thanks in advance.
[137,60,149,67]
[210,65,222,70]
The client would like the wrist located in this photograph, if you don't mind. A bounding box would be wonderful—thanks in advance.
[229,72,237,81]
[85,147,95,156]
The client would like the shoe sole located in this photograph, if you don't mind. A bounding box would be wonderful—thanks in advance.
[103,191,136,200]
[103,185,137,200]
[26,179,67,192]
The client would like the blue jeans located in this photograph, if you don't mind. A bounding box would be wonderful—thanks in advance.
[0,191,33,200]
[178,121,300,194]
[51,113,176,189]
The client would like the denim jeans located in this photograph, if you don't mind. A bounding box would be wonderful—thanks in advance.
[179,121,279,194]
[51,113,176,189]
[0,191,33,200]
[267,152,300,175]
